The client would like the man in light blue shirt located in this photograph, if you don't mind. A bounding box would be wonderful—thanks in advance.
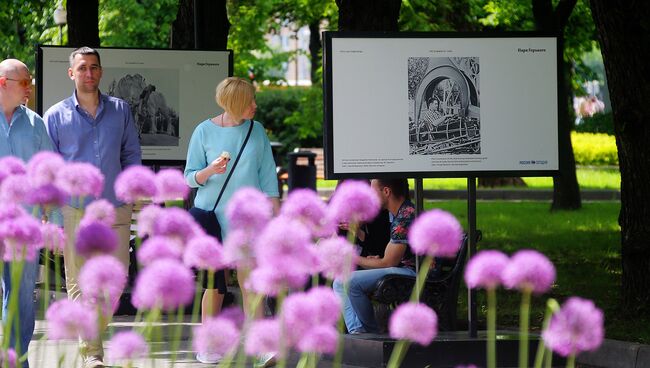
[43,47,141,368]
[0,58,54,368]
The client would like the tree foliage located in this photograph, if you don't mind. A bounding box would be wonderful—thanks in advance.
[99,0,178,48]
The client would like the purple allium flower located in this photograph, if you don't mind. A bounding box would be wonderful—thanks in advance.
[317,237,358,281]
[502,249,556,294]
[25,183,68,208]
[464,250,509,290]
[75,221,118,258]
[136,236,183,266]
[222,229,256,268]
[46,299,98,340]
[81,199,116,227]
[26,151,65,188]
[136,204,162,238]
[254,216,315,271]
[389,302,438,346]
[408,209,463,257]
[41,223,66,253]
[542,297,604,357]
[280,188,335,237]
[281,288,341,346]
[296,325,339,354]
[225,187,273,232]
[183,235,227,271]
[0,347,17,368]
[132,259,195,311]
[245,318,281,356]
[192,317,240,356]
[107,331,149,361]
[154,169,189,203]
[219,306,245,329]
[0,203,28,222]
[306,287,342,326]
[0,215,43,262]
[151,207,203,244]
[78,255,127,314]
[0,174,29,203]
[0,156,25,184]
[327,180,380,224]
[56,162,104,199]
[246,266,309,296]
[114,165,157,203]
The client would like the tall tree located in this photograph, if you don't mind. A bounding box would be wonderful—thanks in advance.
[336,0,401,31]
[532,0,581,210]
[171,0,229,50]
[99,0,178,48]
[67,0,100,47]
[590,0,650,314]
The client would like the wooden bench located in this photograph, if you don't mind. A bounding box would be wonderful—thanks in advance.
[371,231,482,332]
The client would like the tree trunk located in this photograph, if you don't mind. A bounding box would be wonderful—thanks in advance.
[335,0,401,31]
[309,21,321,83]
[590,0,650,314]
[171,0,229,50]
[67,0,100,47]
[532,0,581,210]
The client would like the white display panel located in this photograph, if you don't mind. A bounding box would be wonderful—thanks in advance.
[37,46,232,163]
[323,33,559,178]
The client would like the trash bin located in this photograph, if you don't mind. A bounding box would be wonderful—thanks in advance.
[287,151,317,192]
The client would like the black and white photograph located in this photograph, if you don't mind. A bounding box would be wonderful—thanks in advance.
[102,68,180,146]
[408,56,480,155]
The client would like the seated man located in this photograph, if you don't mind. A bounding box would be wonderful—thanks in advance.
[333,178,417,334]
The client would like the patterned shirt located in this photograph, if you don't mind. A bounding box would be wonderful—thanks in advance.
[389,199,416,269]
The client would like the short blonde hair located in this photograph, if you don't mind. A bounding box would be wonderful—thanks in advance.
[215,77,255,120]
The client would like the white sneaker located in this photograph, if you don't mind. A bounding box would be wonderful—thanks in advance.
[196,352,223,364]
[254,352,277,368]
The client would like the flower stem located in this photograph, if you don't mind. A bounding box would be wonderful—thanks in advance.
[386,340,411,368]
[566,354,575,368]
[190,270,205,325]
[42,248,51,319]
[487,287,497,368]
[534,298,560,368]
[169,306,185,366]
[409,256,433,302]
[519,289,532,368]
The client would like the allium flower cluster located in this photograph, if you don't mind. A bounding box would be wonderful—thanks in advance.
[81,199,116,227]
[154,168,189,203]
[46,299,98,340]
[0,174,29,203]
[245,318,281,356]
[41,223,66,253]
[0,156,25,184]
[26,151,65,188]
[317,237,358,281]
[75,221,118,258]
[151,207,204,243]
[136,204,163,238]
[25,183,68,208]
[542,297,604,357]
[115,165,157,203]
[137,236,183,266]
[281,188,335,237]
[327,180,380,224]
[193,317,240,356]
[183,235,227,271]
[281,287,341,351]
[408,209,463,257]
[0,215,43,262]
[56,162,104,198]
[389,302,438,346]
[0,203,27,222]
[464,250,509,290]
[78,255,127,314]
[107,331,149,361]
[0,348,17,368]
[222,229,256,269]
[132,259,195,311]
[225,187,273,232]
[502,249,556,294]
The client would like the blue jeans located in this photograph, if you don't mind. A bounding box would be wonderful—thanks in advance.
[333,267,416,333]
[2,260,39,368]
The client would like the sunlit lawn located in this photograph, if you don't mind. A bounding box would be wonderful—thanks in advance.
[424,200,646,343]
[317,167,621,191]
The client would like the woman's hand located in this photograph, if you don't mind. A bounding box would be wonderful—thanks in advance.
[209,156,230,175]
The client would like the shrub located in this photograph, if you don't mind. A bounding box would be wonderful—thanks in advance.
[571,132,618,166]
[576,112,614,135]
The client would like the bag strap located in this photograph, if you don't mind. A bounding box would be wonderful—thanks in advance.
[211,120,254,211]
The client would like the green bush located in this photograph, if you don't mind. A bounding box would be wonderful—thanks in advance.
[255,87,323,166]
[571,131,618,166]
[576,111,614,135]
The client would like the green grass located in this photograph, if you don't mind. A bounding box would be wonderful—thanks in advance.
[424,200,648,343]
[317,167,621,190]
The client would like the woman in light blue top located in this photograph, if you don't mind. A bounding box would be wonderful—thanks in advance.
[184,77,279,364]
